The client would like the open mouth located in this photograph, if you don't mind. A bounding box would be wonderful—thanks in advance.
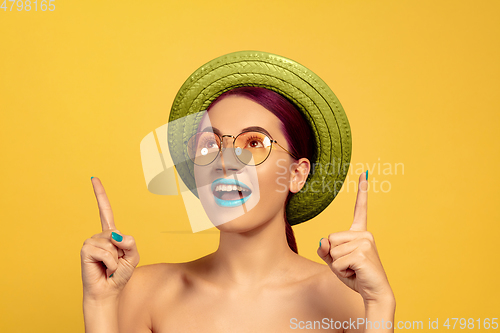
[211,178,252,207]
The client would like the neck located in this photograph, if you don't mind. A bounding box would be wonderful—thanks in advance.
[208,206,297,287]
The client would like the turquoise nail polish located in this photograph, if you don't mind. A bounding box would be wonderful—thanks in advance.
[91,176,94,180]
[112,232,123,242]
[365,170,368,181]
[319,238,323,249]
[109,273,114,278]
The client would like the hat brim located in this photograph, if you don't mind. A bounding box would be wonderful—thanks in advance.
[168,51,351,225]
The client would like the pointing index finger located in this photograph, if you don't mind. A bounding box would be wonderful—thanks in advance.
[91,177,116,231]
[350,171,368,232]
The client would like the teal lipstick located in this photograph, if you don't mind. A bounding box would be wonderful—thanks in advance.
[211,178,252,208]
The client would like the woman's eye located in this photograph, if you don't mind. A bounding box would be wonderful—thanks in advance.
[247,139,264,148]
[205,140,218,149]
[198,138,218,150]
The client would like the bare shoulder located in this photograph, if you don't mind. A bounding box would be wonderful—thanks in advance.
[117,262,187,332]
[120,261,189,300]
[292,256,365,322]
[119,255,212,307]
[128,262,182,284]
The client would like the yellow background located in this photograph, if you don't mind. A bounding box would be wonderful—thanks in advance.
[1,0,499,331]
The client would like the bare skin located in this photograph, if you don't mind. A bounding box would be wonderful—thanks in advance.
[81,96,395,332]
[118,254,365,332]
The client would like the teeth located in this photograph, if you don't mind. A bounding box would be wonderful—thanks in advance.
[214,184,250,192]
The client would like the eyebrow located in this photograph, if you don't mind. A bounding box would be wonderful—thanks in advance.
[200,126,273,138]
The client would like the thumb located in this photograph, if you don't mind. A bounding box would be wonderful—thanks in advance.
[317,238,333,265]
[110,231,140,269]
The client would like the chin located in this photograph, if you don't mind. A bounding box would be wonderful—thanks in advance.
[213,215,262,234]
[213,203,285,235]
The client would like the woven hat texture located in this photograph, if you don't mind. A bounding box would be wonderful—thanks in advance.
[168,51,352,225]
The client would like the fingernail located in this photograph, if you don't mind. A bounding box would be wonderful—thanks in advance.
[319,238,323,249]
[111,232,123,242]
[109,273,114,278]
[365,170,368,181]
[91,176,94,180]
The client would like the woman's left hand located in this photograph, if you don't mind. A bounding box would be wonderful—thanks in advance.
[317,171,394,305]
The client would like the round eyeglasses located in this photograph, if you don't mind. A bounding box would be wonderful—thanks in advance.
[187,131,298,166]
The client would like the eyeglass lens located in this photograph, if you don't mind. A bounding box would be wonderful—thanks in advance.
[187,131,272,165]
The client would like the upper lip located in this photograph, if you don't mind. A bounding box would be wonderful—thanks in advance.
[211,178,251,192]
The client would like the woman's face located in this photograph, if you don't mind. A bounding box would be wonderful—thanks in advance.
[193,95,299,233]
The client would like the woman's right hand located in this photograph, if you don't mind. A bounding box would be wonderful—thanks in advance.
[80,177,140,302]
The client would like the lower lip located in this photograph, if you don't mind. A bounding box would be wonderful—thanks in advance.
[214,192,252,208]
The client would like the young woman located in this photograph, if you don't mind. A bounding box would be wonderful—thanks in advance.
[81,53,395,332]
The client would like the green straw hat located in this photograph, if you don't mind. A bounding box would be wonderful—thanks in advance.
[168,51,351,225]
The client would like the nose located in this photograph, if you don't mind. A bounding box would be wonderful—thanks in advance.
[220,135,234,150]
[216,136,244,172]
